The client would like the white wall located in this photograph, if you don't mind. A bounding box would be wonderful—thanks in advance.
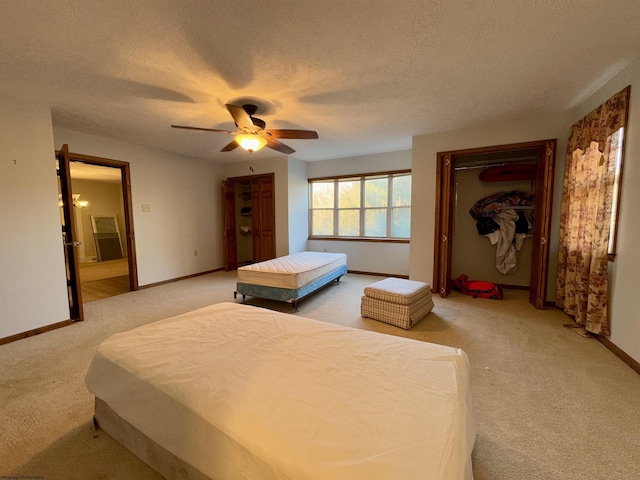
[306,150,412,276]
[287,158,309,254]
[224,156,291,257]
[411,113,569,297]
[0,97,70,338]
[54,128,225,286]
[572,60,640,363]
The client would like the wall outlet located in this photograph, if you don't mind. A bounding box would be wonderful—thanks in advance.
[142,204,151,212]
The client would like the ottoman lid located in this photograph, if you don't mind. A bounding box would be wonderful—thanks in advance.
[364,277,431,305]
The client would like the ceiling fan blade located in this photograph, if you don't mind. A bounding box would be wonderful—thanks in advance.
[221,140,239,152]
[266,129,319,139]
[171,125,234,133]
[266,137,295,155]
[226,104,255,131]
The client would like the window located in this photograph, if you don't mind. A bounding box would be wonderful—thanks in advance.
[309,171,411,240]
[607,126,624,256]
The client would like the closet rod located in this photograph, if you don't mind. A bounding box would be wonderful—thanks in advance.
[454,159,537,171]
[454,162,505,171]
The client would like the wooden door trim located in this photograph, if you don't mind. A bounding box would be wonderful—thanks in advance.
[56,150,139,291]
[529,140,556,308]
[227,172,274,183]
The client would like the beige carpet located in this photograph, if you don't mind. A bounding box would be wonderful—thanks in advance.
[2,271,640,479]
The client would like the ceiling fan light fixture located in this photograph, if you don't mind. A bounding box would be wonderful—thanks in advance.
[236,134,267,153]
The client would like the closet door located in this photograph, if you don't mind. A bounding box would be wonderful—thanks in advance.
[222,179,238,271]
[529,140,556,308]
[251,174,276,263]
[433,152,454,297]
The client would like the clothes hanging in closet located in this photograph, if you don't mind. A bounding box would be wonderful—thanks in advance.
[469,191,534,275]
[486,210,518,274]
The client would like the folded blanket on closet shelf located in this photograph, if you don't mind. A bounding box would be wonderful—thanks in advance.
[469,191,535,220]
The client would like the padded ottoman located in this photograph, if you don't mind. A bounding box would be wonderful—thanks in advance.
[361,277,434,329]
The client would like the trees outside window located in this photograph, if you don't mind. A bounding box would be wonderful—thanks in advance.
[309,171,411,240]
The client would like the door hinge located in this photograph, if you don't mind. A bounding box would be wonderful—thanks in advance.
[442,234,448,242]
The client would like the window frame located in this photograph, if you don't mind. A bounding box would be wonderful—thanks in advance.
[308,169,411,242]
[607,125,626,261]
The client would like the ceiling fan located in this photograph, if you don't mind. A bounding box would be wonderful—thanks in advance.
[171,104,318,154]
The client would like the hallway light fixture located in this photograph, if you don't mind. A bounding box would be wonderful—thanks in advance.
[58,193,89,208]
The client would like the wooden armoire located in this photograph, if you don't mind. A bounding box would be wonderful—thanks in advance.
[222,173,276,271]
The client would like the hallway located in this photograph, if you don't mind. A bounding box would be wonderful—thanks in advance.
[79,259,129,302]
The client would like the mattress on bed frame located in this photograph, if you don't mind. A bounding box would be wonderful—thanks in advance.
[85,302,475,480]
[236,263,347,303]
[236,251,347,289]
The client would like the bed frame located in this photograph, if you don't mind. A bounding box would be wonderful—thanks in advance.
[233,252,348,311]
[94,398,209,480]
[234,263,347,310]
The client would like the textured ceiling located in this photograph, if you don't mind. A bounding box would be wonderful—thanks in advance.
[1,1,639,164]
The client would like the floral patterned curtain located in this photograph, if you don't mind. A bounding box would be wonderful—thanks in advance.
[556,86,630,335]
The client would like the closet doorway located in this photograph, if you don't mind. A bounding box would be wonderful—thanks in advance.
[222,173,276,271]
[433,139,556,309]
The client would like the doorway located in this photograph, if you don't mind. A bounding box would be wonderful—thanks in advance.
[57,146,138,311]
[222,173,276,271]
[432,139,556,309]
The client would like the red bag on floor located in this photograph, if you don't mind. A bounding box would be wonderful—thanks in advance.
[452,274,503,300]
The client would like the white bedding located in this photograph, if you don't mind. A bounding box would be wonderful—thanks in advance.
[85,302,475,480]
[236,251,347,289]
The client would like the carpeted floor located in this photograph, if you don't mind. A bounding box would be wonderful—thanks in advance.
[1,270,639,479]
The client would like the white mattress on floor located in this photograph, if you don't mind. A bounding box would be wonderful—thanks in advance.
[236,251,347,289]
[85,302,475,480]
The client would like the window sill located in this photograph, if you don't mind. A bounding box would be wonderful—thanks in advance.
[308,236,409,244]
